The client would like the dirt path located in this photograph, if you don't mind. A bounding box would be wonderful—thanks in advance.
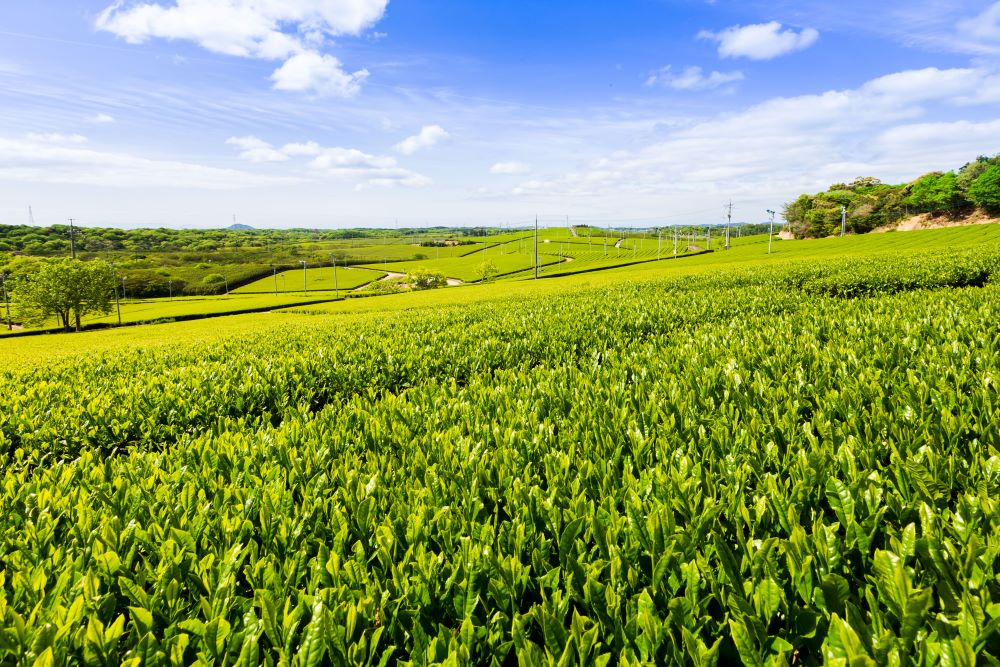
[614,238,624,248]
[570,226,578,237]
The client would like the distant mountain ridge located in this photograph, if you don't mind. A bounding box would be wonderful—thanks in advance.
[227,223,254,231]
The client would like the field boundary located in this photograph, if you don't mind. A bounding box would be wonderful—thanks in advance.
[0,296,346,338]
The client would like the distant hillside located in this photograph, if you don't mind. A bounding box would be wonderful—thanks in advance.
[784,154,1000,238]
[227,223,254,230]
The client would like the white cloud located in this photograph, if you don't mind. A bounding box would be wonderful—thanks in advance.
[490,161,531,175]
[91,113,116,124]
[96,0,387,96]
[281,141,323,156]
[956,2,1000,51]
[270,52,368,97]
[0,135,292,189]
[309,147,431,189]
[225,136,290,163]
[509,66,1000,207]
[645,65,744,91]
[698,22,819,60]
[25,133,89,144]
[394,125,449,155]
[226,136,431,189]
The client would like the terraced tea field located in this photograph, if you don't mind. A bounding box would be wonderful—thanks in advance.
[1,226,1000,664]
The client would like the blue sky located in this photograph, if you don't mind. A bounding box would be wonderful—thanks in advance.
[1,0,999,228]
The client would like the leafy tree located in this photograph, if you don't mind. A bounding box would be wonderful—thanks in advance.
[407,267,447,290]
[202,273,226,285]
[957,155,1000,194]
[968,165,1000,213]
[14,258,115,331]
[477,259,499,282]
[903,171,964,212]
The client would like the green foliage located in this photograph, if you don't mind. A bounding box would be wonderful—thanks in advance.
[969,166,1000,213]
[12,258,115,330]
[407,267,447,290]
[904,171,963,210]
[201,273,226,285]
[477,258,499,282]
[3,238,1000,662]
[784,155,1000,238]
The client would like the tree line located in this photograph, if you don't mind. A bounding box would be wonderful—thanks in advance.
[783,154,1000,238]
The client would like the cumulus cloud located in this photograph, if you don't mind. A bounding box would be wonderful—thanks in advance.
[226,136,431,189]
[0,135,292,189]
[394,125,449,155]
[645,65,744,91]
[226,136,290,163]
[490,161,531,175]
[91,113,116,124]
[310,147,431,189]
[270,52,368,97]
[509,66,1000,206]
[96,0,386,96]
[698,22,819,60]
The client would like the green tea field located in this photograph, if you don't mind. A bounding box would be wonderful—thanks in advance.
[2,225,1000,664]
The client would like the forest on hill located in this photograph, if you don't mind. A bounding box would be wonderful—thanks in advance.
[783,154,1000,238]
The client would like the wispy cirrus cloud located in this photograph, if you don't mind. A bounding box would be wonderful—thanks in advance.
[645,65,744,91]
[0,134,294,189]
[510,66,1000,209]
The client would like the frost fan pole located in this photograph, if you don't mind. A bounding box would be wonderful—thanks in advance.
[1,272,11,330]
[68,218,76,260]
[534,215,539,280]
[332,255,339,299]
[767,209,775,255]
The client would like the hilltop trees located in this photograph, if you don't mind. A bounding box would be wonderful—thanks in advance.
[14,258,115,331]
[968,166,1000,213]
[783,155,1000,238]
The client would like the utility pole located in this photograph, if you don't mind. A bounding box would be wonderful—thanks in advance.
[673,226,678,258]
[767,209,776,255]
[534,215,539,279]
[224,276,229,295]
[657,229,661,260]
[841,205,847,237]
[110,263,121,325]
[332,255,339,299]
[273,267,278,295]
[1,272,11,330]
[168,280,173,299]
[725,202,732,250]
[707,226,711,251]
[299,260,308,295]
[68,218,77,259]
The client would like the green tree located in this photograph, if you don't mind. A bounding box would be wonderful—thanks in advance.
[477,259,499,282]
[14,258,115,331]
[903,171,964,212]
[968,165,1000,213]
[407,267,447,290]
